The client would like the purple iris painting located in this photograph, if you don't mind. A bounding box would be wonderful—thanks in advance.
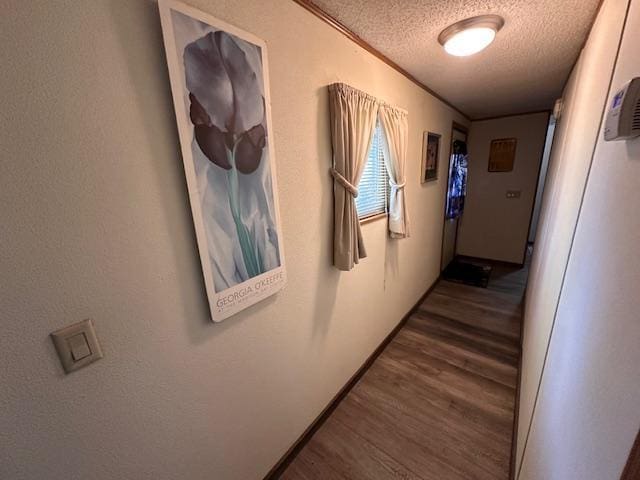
[167,9,282,296]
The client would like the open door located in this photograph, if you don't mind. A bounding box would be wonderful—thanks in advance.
[441,123,468,271]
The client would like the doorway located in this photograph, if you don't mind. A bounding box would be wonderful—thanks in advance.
[527,116,557,245]
[440,122,468,270]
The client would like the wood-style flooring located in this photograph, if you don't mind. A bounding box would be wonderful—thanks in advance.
[281,261,527,480]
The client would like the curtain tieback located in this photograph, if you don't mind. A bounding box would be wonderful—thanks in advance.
[330,168,358,197]
[391,181,406,189]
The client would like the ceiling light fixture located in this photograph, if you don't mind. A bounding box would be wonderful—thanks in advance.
[438,15,504,57]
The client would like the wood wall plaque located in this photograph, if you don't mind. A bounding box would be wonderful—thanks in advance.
[488,138,517,172]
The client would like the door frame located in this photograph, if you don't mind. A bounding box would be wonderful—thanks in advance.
[621,429,640,479]
[440,121,468,271]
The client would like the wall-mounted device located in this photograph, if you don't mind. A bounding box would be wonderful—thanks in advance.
[506,190,521,199]
[553,98,564,121]
[604,77,640,141]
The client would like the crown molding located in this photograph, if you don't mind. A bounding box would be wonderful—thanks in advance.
[291,0,470,120]
[472,109,552,123]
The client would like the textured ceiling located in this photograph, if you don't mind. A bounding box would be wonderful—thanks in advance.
[311,0,601,119]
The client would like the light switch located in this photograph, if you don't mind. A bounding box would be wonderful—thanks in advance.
[67,333,91,361]
[51,319,103,373]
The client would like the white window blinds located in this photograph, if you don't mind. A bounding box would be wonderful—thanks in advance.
[356,123,388,219]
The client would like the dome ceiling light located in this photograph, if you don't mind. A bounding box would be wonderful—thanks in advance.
[438,15,505,57]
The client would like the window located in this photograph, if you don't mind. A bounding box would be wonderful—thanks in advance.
[356,123,388,219]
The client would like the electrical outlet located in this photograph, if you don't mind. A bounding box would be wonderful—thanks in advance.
[506,190,521,199]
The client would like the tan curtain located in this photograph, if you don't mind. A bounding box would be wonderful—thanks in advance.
[328,83,379,271]
[379,104,410,238]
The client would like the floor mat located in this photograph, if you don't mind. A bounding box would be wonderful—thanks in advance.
[442,260,492,288]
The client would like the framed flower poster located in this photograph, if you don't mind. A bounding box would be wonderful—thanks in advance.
[159,0,286,322]
[421,132,440,183]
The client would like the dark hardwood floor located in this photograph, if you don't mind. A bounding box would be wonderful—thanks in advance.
[281,261,527,480]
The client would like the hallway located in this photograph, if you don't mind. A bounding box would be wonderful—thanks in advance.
[282,263,527,480]
[5,1,640,478]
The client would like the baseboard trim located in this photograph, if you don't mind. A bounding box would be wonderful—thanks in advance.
[263,275,441,479]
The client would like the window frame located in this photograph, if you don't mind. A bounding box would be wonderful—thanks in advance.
[359,211,388,224]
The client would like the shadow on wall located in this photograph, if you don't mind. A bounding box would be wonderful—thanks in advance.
[626,136,640,159]
[108,0,234,343]
[384,235,399,290]
[312,85,339,338]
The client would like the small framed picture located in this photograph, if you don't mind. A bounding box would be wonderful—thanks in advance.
[488,138,517,172]
[421,132,440,183]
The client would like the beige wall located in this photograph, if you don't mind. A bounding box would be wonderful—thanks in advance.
[515,0,630,475]
[0,1,467,479]
[456,113,549,264]
[519,0,640,477]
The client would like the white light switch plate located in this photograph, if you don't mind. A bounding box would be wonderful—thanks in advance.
[51,319,103,373]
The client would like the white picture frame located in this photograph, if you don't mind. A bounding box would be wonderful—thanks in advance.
[158,0,286,322]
